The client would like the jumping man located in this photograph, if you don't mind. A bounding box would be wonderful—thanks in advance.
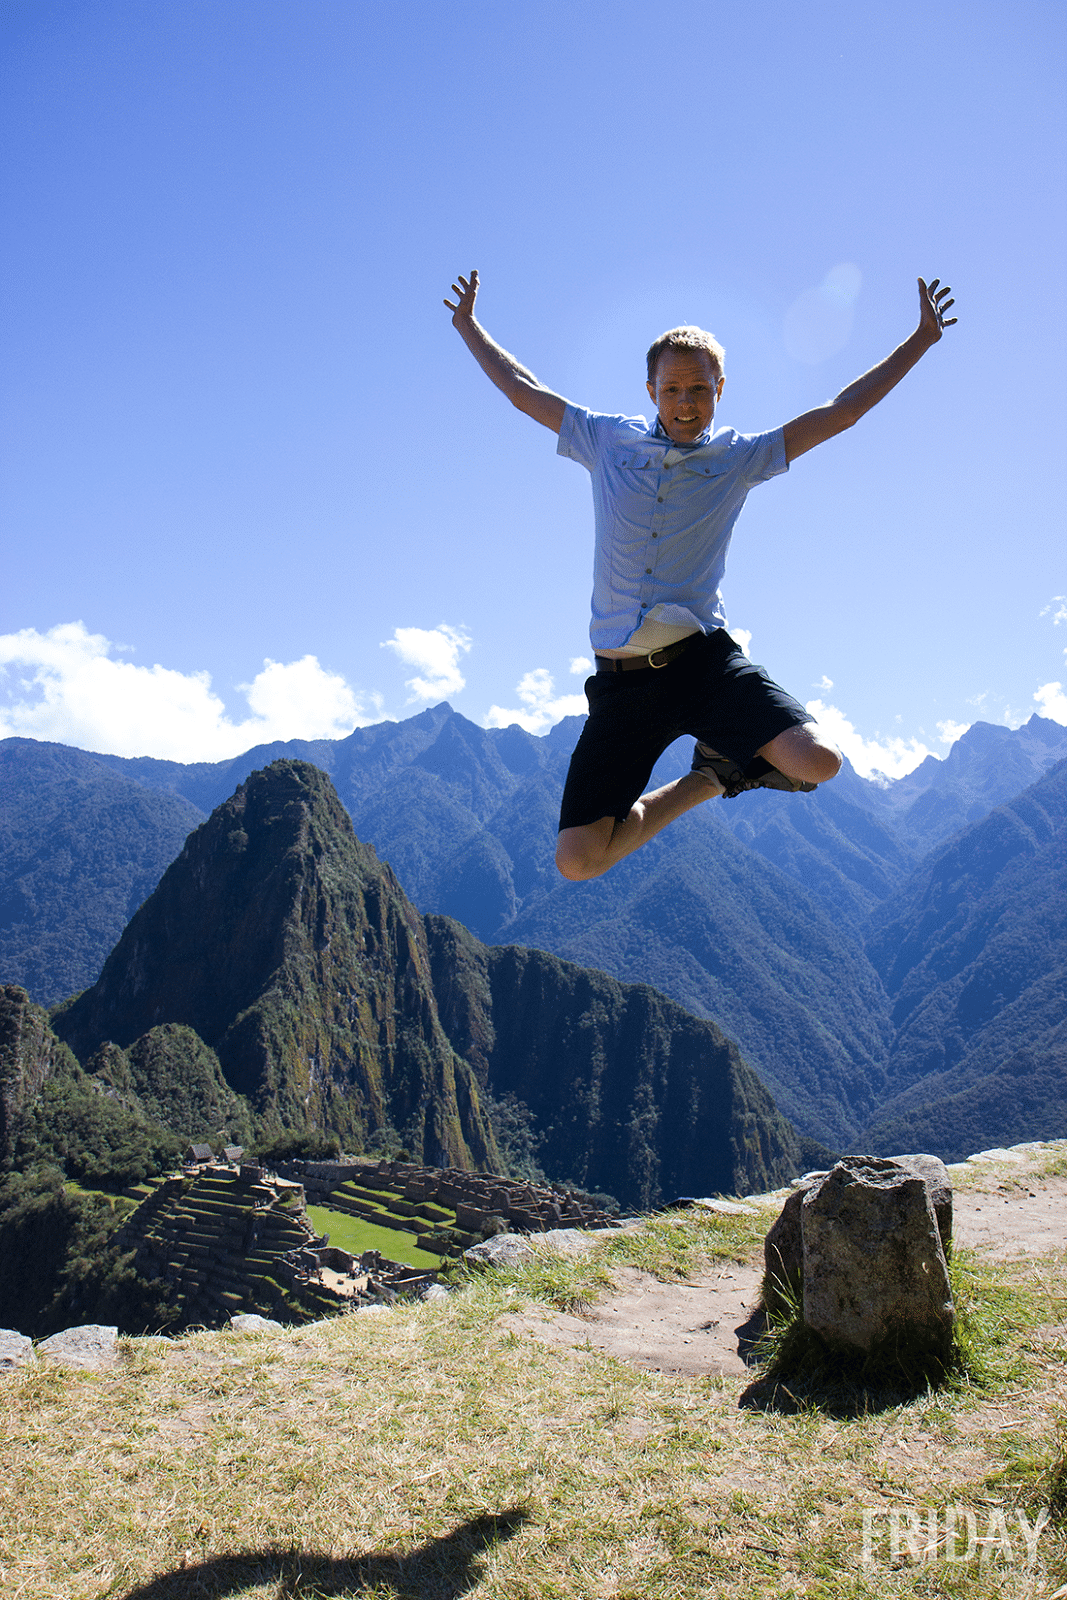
[444,269,956,882]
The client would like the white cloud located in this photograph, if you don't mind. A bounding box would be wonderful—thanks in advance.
[1034,682,1067,724]
[814,674,834,692]
[805,697,934,780]
[483,668,587,734]
[0,621,370,761]
[1040,596,1067,627]
[569,656,592,675]
[380,623,470,702]
[937,719,971,745]
[730,627,753,657]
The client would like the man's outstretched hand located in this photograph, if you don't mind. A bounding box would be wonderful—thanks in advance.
[444,269,479,325]
[918,277,957,343]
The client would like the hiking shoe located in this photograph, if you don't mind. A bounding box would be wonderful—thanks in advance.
[690,743,747,797]
[691,742,817,800]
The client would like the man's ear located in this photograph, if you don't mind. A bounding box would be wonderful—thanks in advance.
[716,375,725,399]
[646,379,657,404]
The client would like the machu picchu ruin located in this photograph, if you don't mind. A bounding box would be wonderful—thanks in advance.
[113,1153,620,1332]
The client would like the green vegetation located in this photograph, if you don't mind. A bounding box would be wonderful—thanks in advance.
[0,1165,177,1337]
[255,1131,342,1164]
[99,1023,255,1145]
[7,1047,183,1191]
[306,1204,444,1270]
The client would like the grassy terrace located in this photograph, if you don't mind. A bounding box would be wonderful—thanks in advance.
[4,1158,1066,1598]
[305,1204,444,1271]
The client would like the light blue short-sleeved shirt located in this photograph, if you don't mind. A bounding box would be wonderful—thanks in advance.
[557,404,788,655]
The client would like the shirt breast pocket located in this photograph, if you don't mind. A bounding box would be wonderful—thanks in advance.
[682,457,732,481]
[610,450,658,500]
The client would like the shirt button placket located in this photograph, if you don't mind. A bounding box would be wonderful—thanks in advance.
[642,464,667,610]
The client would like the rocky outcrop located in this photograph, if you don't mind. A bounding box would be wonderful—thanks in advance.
[0,1329,35,1371]
[764,1152,952,1316]
[36,1324,119,1370]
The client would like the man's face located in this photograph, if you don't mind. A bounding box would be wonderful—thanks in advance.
[647,348,724,444]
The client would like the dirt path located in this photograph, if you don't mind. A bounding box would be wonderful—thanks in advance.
[500,1145,1067,1379]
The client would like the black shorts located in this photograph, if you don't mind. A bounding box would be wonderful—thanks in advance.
[558,629,814,831]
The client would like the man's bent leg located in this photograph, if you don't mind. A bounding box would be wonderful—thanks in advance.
[758,722,842,786]
[556,771,721,882]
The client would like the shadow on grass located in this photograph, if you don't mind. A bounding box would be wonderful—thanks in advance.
[738,1315,955,1418]
[115,1509,530,1600]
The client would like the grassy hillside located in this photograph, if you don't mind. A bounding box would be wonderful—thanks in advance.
[3,1156,1066,1598]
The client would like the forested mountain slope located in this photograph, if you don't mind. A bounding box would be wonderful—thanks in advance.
[861,759,1067,1159]
[0,740,204,1007]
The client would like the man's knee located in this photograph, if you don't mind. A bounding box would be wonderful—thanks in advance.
[555,823,613,882]
[761,724,842,786]
[806,741,843,784]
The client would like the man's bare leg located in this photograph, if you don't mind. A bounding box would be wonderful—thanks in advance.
[758,723,842,785]
[556,724,841,883]
[556,771,723,882]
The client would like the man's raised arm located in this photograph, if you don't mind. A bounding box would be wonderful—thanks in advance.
[444,269,569,434]
[782,277,957,464]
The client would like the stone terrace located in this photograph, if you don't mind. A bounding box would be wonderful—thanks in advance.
[277,1157,619,1252]
[115,1163,354,1328]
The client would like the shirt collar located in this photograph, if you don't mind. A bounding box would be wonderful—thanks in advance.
[651,416,712,449]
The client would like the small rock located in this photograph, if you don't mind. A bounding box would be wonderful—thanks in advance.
[537,1227,596,1257]
[229,1313,284,1333]
[37,1325,119,1370]
[693,1197,760,1216]
[419,1283,451,1301]
[464,1234,535,1268]
[0,1330,36,1371]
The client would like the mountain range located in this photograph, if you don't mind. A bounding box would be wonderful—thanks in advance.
[29,760,801,1208]
[2,711,1066,1162]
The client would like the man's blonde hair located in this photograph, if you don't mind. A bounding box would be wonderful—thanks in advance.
[646,325,726,384]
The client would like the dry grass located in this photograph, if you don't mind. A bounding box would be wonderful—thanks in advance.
[2,1183,1067,1598]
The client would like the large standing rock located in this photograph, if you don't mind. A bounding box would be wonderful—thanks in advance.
[763,1154,953,1321]
[801,1158,954,1362]
[763,1175,823,1317]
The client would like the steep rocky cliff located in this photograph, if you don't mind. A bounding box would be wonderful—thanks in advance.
[426,917,803,1208]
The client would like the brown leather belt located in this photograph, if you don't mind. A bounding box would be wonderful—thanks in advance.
[595,635,696,673]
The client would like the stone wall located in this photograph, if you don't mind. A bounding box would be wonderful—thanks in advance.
[275,1157,617,1237]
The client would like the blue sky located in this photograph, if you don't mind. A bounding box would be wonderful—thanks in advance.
[2,0,1064,774]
